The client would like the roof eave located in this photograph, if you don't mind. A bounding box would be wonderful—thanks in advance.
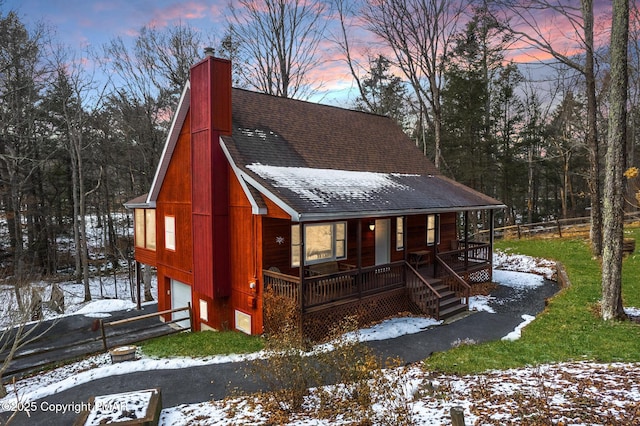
[147,81,191,204]
[123,201,157,210]
[220,138,268,215]
[296,204,506,223]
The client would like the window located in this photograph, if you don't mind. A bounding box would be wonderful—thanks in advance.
[427,214,438,246]
[291,225,301,267]
[135,209,145,248]
[145,210,156,250]
[134,208,156,251]
[291,222,347,267]
[165,215,176,251]
[396,217,404,250]
[199,299,208,321]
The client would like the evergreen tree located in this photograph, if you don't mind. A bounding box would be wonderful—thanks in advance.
[354,55,409,131]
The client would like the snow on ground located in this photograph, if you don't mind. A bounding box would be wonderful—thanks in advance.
[158,361,640,425]
[0,273,157,329]
[625,306,640,317]
[493,249,556,279]
[469,295,495,313]
[501,314,536,341]
[2,251,640,424]
[492,269,545,290]
[347,316,442,342]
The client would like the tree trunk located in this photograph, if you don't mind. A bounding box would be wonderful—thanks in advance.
[76,141,92,302]
[582,0,603,256]
[143,264,154,301]
[601,0,628,321]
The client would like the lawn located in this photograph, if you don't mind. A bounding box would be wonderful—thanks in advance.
[424,226,640,374]
[140,330,264,358]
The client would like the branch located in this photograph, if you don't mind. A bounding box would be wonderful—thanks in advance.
[84,165,103,198]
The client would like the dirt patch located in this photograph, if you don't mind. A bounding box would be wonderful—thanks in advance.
[470,282,498,296]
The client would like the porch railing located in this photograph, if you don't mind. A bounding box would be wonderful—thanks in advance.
[304,261,405,309]
[437,242,491,273]
[263,262,406,311]
[263,269,301,304]
[405,262,441,318]
[434,257,470,305]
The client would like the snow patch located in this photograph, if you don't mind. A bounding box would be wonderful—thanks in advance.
[74,299,136,315]
[470,295,495,313]
[502,314,536,341]
[247,164,417,206]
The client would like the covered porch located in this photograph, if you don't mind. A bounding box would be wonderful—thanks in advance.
[262,211,495,342]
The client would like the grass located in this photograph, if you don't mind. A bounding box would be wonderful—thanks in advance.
[423,226,640,374]
[139,330,264,358]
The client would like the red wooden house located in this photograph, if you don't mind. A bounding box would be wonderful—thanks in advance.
[125,54,504,340]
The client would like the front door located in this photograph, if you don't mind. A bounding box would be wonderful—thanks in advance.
[375,219,390,265]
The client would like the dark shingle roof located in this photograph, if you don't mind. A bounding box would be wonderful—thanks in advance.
[223,89,439,175]
[222,89,503,221]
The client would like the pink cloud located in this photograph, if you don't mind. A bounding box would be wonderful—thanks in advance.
[147,2,209,28]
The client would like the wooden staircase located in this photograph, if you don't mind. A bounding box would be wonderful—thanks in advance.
[430,279,468,320]
[405,264,468,321]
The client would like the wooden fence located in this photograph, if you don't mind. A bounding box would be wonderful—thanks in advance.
[100,305,192,351]
[478,211,640,240]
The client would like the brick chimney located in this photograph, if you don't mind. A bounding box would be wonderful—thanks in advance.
[190,53,232,299]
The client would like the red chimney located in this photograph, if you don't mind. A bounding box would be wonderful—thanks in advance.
[190,54,232,299]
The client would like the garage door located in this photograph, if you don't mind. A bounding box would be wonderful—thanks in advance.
[170,279,192,329]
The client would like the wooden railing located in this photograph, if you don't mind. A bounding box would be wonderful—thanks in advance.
[437,242,491,273]
[303,261,405,309]
[100,305,192,351]
[263,269,301,305]
[476,211,640,241]
[405,262,441,318]
[434,257,471,305]
[263,262,406,311]
[263,249,480,317]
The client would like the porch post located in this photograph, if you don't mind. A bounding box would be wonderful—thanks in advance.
[299,223,305,330]
[433,214,440,278]
[464,211,469,266]
[402,216,407,284]
[357,218,362,297]
[489,209,495,280]
[135,261,141,310]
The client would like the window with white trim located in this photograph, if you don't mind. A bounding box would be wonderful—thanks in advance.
[291,222,347,267]
[134,208,156,251]
[165,215,176,251]
[291,224,301,267]
[427,214,439,246]
[396,217,404,250]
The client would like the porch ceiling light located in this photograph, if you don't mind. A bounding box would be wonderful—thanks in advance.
[369,222,375,231]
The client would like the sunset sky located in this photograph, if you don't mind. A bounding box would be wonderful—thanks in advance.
[2,0,616,105]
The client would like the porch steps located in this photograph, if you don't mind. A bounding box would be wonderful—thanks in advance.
[410,279,468,321]
[432,282,468,321]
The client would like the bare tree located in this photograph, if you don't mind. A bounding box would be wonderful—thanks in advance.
[493,0,603,255]
[0,287,54,399]
[132,22,203,103]
[227,0,328,99]
[361,0,468,168]
[601,0,628,321]
[103,24,202,194]
[330,0,372,109]
[47,47,107,302]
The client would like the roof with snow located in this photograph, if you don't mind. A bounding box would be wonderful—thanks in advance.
[136,85,503,220]
[221,89,503,221]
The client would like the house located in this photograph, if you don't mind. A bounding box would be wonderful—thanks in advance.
[125,53,504,341]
